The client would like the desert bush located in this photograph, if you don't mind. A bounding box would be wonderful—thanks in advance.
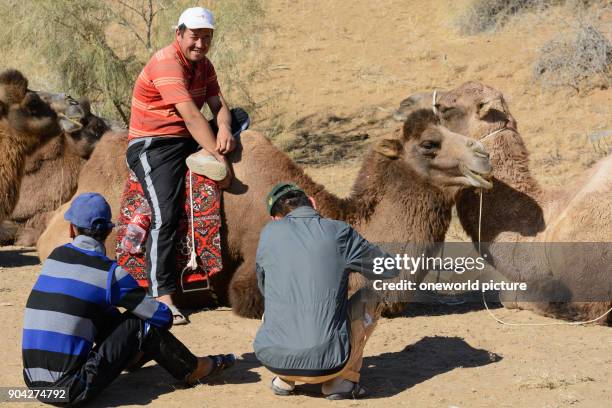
[455,0,608,34]
[454,0,554,34]
[533,20,611,91]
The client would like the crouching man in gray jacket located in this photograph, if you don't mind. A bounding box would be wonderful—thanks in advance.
[253,183,399,400]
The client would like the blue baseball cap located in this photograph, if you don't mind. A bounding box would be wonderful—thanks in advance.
[64,192,115,230]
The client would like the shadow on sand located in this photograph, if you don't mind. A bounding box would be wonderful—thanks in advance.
[87,337,499,403]
[364,336,501,398]
[87,353,261,407]
[298,336,501,399]
[0,248,40,267]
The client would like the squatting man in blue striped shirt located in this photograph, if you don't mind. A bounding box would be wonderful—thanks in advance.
[22,193,236,405]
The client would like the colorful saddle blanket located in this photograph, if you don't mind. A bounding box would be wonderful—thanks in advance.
[116,170,223,289]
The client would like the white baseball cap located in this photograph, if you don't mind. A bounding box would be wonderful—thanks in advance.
[177,7,215,30]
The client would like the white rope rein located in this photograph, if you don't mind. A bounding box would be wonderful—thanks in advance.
[186,170,198,270]
[432,89,438,115]
[479,127,508,142]
[180,170,211,293]
[57,112,84,131]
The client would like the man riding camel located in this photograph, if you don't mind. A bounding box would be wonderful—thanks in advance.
[126,7,249,324]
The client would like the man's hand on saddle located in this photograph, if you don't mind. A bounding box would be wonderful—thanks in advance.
[216,124,236,155]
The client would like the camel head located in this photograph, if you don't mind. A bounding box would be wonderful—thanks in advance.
[375,109,493,197]
[36,92,110,158]
[0,69,62,152]
[434,81,517,140]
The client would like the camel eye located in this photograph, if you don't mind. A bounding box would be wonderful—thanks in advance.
[26,100,41,114]
[420,141,440,150]
[441,106,464,120]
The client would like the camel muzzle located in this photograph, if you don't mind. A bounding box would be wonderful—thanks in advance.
[459,163,493,189]
[35,91,85,133]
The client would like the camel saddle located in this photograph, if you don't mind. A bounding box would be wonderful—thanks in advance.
[115,169,223,302]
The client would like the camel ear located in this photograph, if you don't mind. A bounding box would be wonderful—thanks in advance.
[374,138,403,159]
[393,96,415,122]
[78,97,91,115]
[392,108,408,122]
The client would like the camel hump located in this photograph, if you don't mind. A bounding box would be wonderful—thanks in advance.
[239,129,269,145]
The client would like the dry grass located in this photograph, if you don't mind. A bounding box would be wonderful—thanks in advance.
[454,0,556,34]
[533,18,611,91]
[518,372,596,390]
[453,0,608,34]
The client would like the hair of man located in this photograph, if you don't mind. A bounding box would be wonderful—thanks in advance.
[74,224,112,243]
[270,190,312,217]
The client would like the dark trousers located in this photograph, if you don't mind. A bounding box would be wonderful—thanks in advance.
[126,108,249,297]
[127,137,199,297]
[53,313,198,406]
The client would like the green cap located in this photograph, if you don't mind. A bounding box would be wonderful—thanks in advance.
[266,182,305,215]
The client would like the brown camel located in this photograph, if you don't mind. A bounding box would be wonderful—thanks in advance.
[37,130,128,256]
[8,96,111,246]
[38,109,492,318]
[0,69,63,222]
[396,82,611,324]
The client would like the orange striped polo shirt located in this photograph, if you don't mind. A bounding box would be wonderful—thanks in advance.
[128,40,220,140]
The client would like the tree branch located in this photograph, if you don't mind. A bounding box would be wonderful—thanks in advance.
[112,98,130,126]
[116,0,144,18]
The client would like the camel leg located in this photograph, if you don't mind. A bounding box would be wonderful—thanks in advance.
[14,210,55,246]
[228,256,264,319]
[0,220,18,245]
[380,302,409,317]
[499,289,520,309]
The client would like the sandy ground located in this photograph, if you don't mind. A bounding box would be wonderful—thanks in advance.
[1,246,610,408]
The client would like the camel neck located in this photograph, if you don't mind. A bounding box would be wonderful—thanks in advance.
[342,153,455,304]
[295,148,454,244]
[348,152,453,244]
[2,127,34,164]
[0,126,31,218]
[456,129,546,242]
[489,130,542,198]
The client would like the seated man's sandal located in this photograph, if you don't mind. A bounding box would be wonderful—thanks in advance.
[186,153,227,181]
